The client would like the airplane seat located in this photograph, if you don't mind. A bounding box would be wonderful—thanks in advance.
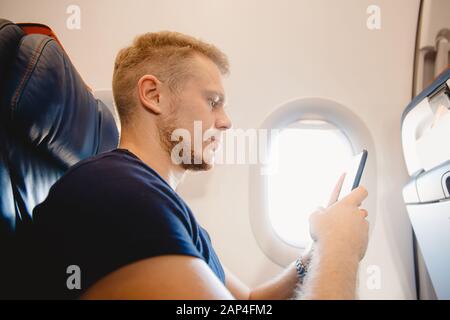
[401,68,450,300]
[0,19,119,298]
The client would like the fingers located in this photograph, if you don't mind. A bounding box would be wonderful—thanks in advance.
[309,207,325,227]
[343,186,368,206]
[327,173,346,207]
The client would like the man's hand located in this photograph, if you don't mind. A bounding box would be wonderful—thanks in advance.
[309,186,369,261]
[327,173,346,207]
[295,177,369,300]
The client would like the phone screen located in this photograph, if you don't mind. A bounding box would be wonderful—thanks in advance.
[338,149,368,200]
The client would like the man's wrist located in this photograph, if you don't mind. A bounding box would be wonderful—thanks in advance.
[316,239,361,265]
[295,257,309,282]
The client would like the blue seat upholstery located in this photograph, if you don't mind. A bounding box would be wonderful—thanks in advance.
[0,19,119,298]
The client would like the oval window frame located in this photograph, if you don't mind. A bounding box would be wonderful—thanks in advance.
[249,97,377,266]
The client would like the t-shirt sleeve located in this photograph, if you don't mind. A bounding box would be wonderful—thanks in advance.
[106,185,202,261]
[45,176,204,292]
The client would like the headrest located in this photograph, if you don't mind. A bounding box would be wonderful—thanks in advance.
[2,33,119,168]
[18,23,65,48]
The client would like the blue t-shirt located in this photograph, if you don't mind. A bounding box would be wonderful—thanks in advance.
[31,148,225,299]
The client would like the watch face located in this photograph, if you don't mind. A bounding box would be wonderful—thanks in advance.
[295,259,307,278]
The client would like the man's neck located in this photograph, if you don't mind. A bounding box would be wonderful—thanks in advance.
[119,134,186,191]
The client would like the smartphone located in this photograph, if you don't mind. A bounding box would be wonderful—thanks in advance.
[337,149,368,200]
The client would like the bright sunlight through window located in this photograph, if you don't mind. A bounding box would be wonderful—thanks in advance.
[268,120,353,248]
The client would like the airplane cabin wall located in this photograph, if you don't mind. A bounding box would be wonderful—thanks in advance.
[0,0,421,299]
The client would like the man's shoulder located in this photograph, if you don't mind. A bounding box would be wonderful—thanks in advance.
[54,149,167,192]
[38,149,183,214]
[33,149,194,233]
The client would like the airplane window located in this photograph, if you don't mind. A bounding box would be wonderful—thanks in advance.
[268,120,353,248]
[446,175,450,196]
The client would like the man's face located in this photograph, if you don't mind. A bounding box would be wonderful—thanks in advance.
[158,54,232,171]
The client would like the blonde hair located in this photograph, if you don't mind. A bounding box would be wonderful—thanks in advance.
[112,31,230,127]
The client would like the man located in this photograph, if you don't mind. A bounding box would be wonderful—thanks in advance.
[32,31,369,299]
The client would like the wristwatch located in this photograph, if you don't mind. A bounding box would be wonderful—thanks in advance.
[295,257,308,281]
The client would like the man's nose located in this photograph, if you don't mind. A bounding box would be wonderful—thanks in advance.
[215,108,232,130]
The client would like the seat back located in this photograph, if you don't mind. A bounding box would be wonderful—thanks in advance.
[0,19,119,298]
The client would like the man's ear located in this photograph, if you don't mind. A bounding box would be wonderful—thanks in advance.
[137,75,163,115]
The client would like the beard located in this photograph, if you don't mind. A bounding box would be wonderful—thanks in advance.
[157,116,213,172]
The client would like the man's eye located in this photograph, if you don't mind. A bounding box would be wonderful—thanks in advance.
[208,99,217,108]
